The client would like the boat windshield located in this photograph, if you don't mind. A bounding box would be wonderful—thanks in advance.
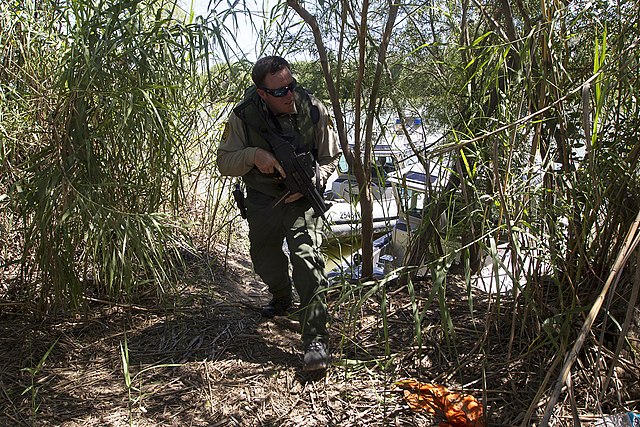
[337,154,397,180]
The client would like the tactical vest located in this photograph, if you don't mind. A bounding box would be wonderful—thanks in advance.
[233,86,319,198]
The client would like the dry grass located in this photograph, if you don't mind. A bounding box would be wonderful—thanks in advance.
[1,238,638,426]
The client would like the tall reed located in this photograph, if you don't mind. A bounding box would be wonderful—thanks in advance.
[0,0,220,310]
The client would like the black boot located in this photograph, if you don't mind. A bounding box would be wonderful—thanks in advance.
[303,341,329,371]
[260,298,291,318]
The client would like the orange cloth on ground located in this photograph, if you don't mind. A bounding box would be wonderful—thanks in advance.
[396,379,485,427]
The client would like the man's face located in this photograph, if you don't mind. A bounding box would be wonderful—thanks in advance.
[257,67,296,116]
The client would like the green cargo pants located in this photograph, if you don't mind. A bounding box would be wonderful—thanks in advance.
[245,188,329,347]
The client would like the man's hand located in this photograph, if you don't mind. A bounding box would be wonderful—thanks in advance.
[254,148,286,178]
[255,149,302,205]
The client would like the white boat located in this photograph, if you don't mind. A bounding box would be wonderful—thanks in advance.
[327,159,449,280]
[323,116,429,241]
[323,148,399,240]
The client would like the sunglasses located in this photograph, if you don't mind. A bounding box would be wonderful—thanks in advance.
[260,79,297,97]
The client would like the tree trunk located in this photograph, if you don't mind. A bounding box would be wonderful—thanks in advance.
[288,0,398,279]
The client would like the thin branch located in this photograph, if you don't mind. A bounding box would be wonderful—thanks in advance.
[285,0,353,165]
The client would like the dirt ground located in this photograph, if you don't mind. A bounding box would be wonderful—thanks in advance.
[1,234,638,426]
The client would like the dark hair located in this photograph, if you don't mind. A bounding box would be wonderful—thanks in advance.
[251,56,290,87]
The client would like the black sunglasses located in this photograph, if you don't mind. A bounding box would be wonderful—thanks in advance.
[260,79,297,97]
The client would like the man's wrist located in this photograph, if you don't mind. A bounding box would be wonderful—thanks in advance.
[246,147,260,168]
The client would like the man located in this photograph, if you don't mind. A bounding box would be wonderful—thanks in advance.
[217,56,341,371]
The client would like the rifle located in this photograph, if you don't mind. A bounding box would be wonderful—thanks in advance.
[235,103,330,219]
[268,137,329,219]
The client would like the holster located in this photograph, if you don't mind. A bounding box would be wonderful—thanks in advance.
[232,183,247,219]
